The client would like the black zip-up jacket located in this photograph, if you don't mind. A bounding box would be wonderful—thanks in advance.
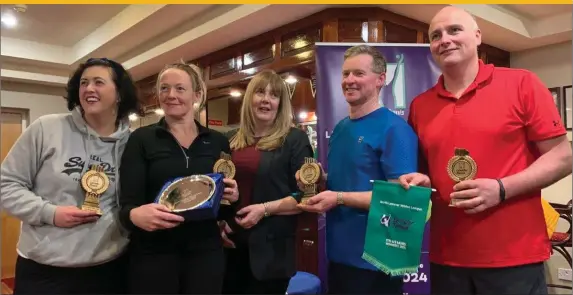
[118,118,232,253]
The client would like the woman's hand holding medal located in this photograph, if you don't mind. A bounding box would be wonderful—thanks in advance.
[54,206,100,228]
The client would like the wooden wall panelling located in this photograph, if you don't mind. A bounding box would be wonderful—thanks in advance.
[369,21,384,43]
[203,50,317,91]
[242,39,275,71]
[136,75,158,111]
[137,7,512,106]
[337,19,369,42]
[210,54,239,80]
[422,32,430,44]
[480,43,511,67]
[196,10,330,90]
[281,25,321,58]
[321,18,338,42]
[290,77,316,123]
[227,97,242,126]
[383,20,418,43]
[376,8,429,33]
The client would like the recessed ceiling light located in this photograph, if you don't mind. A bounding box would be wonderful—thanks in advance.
[1,13,17,28]
[285,75,297,84]
[230,90,242,97]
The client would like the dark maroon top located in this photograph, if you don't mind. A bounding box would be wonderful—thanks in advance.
[228,142,261,244]
[232,143,261,210]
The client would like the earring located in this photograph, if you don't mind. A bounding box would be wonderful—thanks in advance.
[113,96,121,116]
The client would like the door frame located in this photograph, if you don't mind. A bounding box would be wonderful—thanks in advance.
[1,107,29,280]
[1,107,29,131]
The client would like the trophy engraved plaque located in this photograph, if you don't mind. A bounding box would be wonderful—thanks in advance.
[214,152,235,205]
[299,157,322,204]
[80,164,109,215]
[447,148,477,206]
[157,175,215,212]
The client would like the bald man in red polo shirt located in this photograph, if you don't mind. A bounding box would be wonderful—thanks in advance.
[399,6,572,295]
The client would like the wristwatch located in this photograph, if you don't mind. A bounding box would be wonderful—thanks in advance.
[336,192,344,205]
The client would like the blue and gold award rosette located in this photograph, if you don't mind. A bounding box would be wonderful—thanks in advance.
[154,173,225,221]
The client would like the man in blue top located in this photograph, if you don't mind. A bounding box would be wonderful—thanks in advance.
[297,44,419,294]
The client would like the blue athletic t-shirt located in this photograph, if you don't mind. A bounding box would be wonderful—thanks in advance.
[325,107,419,271]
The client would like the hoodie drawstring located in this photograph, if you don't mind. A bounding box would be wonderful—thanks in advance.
[81,132,93,177]
[113,142,120,207]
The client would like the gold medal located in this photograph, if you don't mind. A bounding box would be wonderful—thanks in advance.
[300,158,321,185]
[447,148,477,206]
[80,165,109,215]
[213,152,235,205]
[299,157,321,204]
[213,152,236,180]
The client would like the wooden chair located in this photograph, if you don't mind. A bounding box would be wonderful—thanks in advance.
[547,200,572,290]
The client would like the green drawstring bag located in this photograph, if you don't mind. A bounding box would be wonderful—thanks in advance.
[362,180,432,276]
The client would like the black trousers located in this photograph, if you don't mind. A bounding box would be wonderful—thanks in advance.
[327,261,403,294]
[13,255,127,294]
[127,246,225,294]
[430,262,548,295]
[222,245,290,294]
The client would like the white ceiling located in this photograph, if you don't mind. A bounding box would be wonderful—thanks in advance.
[0,4,127,46]
[1,4,570,88]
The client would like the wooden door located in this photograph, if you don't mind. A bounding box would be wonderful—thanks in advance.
[1,110,25,279]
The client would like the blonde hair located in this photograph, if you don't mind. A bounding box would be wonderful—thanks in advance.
[156,61,207,118]
[230,70,293,151]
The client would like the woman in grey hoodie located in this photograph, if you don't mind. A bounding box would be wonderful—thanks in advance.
[0,58,142,294]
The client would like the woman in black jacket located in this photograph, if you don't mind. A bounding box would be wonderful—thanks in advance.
[118,62,239,294]
[221,70,313,294]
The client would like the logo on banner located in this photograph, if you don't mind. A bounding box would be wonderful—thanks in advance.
[380,54,406,116]
[380,214,414,230]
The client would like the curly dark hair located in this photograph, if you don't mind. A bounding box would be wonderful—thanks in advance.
[65,58,143,122]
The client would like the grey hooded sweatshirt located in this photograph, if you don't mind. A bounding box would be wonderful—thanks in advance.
[0,107,130,267]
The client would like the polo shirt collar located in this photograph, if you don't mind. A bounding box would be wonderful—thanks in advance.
[436,59,494,99]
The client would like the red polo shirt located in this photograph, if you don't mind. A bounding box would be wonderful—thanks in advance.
[408,60,566,267]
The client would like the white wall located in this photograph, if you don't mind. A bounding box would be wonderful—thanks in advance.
[1,81,69,123]
[511,41,572,205]
[511,41,572,293]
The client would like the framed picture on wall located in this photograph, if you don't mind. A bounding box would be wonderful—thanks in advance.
[549,87,562,118]
[563,85,572,130]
